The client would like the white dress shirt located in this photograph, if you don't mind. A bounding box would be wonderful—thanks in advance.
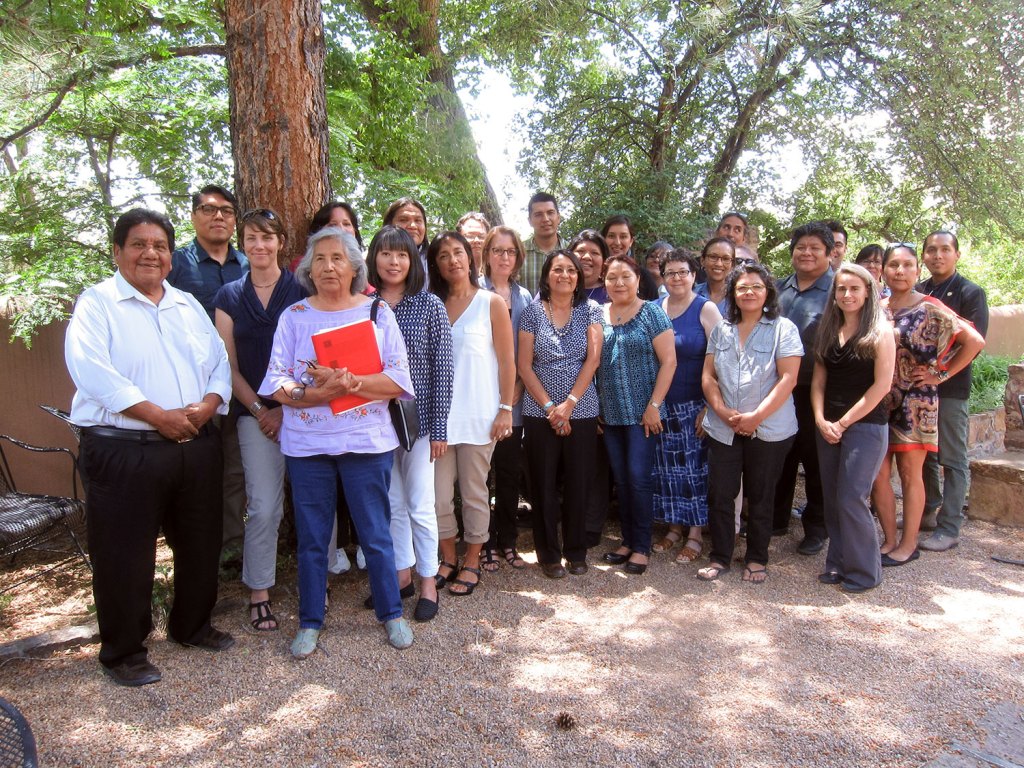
[65,271,231,429]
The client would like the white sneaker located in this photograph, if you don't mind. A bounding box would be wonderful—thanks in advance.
[328,548,351,575]
[355,546,366,570]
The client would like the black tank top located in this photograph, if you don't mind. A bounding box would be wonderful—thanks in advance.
[823,339,887,425]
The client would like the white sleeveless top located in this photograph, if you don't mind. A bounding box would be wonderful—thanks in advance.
[447,290,499,445]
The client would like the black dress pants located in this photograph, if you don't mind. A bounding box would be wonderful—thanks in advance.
[79,428,223,668]
[488,426,523,551]
[772,385,826,536]
[524,416,596,565]
[708,434,794,567]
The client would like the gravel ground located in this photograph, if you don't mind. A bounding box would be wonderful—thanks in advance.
[2,513,1023,768]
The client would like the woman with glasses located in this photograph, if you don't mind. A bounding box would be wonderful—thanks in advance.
[651,250,722,562]
[598,256,676,575]
[698,263,802,583]
[457,211,491,269]
[644,240,674,297]
[519,250,603,577]
[428,231,516,596]
[871,244,984,566]
[811,264,896,592]
[479,225,532,572]
[695,237,736,313]
[214,208,307,632]
[854,244,888,298]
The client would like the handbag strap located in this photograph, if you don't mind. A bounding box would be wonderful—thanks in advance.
[370,295,382,324]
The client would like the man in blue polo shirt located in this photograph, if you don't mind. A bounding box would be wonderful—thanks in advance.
[169,185,249,555]
[773,221,835,555]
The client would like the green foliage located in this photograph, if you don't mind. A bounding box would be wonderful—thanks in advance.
[969,353,1019,415]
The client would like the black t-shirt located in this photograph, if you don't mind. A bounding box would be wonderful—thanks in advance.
[823,339,887,425]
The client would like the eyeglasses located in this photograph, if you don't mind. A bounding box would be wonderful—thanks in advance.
[704,254,734,265]
[490,248,518,258]
[196,204,237,218]
[549,267,577,276]
[663,270,692,280]
[734,284,767,295]
[241,208,277,221]
[886,242,917,253]
[735,257,756,267]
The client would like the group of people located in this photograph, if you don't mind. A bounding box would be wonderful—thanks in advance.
[64,187,988,688]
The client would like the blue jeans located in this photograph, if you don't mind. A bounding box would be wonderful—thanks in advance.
[817,423,887,589]
[924,397,970,537]
[603,424,658,555]
[286,451,400,627]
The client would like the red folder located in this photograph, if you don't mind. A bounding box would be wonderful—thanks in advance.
[310,319,383,414]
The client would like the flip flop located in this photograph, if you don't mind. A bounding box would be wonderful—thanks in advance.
[742,565,768,584]
[696,563,731,581]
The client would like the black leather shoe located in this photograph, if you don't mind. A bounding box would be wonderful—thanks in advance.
[567,561,588,575]
[817,571,842,585]
[797,534,826,555]
[602,550,630,565]
[624,559,648,575]
[541,563,567,579]
[103,660,161,687]
[365,582,416,609]
[182,627,235,652]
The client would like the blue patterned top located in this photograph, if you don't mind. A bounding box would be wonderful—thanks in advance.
[519,299,602,420]
[597,301,673,425]
[391,291,454,441]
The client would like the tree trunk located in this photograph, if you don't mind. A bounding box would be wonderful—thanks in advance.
[359,0,503,225]
[224,0,330,266]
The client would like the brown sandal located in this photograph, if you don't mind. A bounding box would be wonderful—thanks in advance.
[652,529,683,553]
[675,537,703,563]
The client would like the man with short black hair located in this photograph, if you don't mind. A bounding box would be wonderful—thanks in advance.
[715,211,749,246]
[521,192,565,294]
[66,208,235,687]
[169,185,249,318]
[773,221,835,555]
[822,219,848,271]
[917,230,989,551]
[169,185,249,554]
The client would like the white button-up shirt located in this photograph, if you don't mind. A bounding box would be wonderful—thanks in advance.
[65,271,231,429]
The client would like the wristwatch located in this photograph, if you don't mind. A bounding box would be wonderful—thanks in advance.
[289,385,306,401]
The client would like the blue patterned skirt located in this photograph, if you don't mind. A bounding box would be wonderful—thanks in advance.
[653,399,709,526]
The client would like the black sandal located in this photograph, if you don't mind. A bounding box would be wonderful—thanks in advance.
[481,547,500,573]
[249,600,278,632]
[448,566,481,597]
[503,548,526,569]
[435,560,458,590]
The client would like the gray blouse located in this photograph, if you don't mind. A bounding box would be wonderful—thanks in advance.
[701,316,803,445]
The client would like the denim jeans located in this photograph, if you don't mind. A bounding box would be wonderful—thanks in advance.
[923,397,970,537]
[286,451,400,627]
[603,424,658,555]
[817,423,887,589]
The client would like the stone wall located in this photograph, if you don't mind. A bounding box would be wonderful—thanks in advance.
[968,407,1005,459]
[1004,363,1024,450]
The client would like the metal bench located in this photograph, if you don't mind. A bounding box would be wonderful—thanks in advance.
[0,696,37,768]
[0,434,91,593]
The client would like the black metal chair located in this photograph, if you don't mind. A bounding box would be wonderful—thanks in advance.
[0,697,37,768]
[0,434,91,593]
[38,405,80,443]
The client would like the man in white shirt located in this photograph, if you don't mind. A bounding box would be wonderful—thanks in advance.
[66,208,235,687]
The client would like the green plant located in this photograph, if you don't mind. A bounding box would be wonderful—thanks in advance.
[968,353,1018,415]
[151,564,174,631]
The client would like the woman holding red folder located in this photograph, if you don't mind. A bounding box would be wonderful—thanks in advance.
[259,227,416,659]
[427,231,516,597]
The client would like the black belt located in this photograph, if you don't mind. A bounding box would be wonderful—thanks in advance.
[83,425,211,443]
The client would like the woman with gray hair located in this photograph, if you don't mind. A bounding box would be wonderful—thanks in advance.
[259,227,416,658]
